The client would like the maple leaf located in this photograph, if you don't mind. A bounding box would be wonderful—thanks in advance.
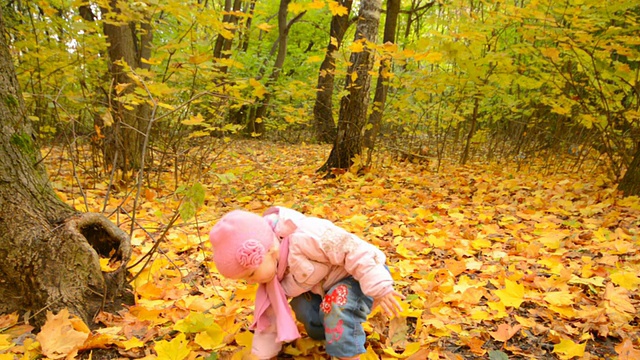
[249,78,267,99]
[553,338,586,359]
[0,335,12,351]
[494,279,525,308]
[382,342,421,358]
[610,270,640,290]
[328,1,349,16]
[615,338,640,360]
[256,23,273,32]
[543,290,574,306]
[154,333,190,360]
[489,323,522,342]
[36,309,90,359]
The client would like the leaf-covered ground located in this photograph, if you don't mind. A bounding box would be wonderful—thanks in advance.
[1,140,640,360]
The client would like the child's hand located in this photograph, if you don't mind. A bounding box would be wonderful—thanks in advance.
[373,290,405,317]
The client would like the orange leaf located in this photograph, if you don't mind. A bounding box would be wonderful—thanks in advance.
[616,338,640,360]
[36,309,90,359]
[489,323,522,342]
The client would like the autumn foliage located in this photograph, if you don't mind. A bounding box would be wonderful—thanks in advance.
[1,141,638,359]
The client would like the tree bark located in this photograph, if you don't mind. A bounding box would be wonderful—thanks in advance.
[619,143,640,196]
[319,0,382,172]
[0,9,131,326]
[102,0,153,172]
[312,0,354,144]
[363,0,401,156]
[213,0,243,74]
[249,0,306,136]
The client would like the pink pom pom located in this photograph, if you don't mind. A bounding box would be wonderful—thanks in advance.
[237,239,265,269]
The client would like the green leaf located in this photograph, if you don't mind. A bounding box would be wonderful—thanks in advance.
[489,350,509,360]
[174,312,215,333]
[179,183,205,221]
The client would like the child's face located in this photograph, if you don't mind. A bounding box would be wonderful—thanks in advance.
[237,245,278,284]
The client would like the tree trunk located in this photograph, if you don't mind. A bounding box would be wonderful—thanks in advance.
[102,0,153,172]
[320,0,382,172]
[461,96,479,165]
[249,0,306,136]
[619,143,640,196]
[0,9,131,326]
[239,0,256,52]
[213,0,243,74]
[363,0,401,157]
[312,0,353,144]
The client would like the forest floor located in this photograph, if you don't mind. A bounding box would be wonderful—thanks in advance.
[1,140,639,360]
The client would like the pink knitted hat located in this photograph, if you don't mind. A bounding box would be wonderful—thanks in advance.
[209,210,276,278]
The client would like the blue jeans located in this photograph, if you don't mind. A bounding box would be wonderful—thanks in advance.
[290,277,373,358]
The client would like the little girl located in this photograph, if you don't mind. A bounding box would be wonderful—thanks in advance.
[209,206,404,360]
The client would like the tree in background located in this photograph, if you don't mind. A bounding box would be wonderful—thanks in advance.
[312,0,354,144]
[619,145,640,196]
[363,0,403,163]
[101,0,154,172]
[248,0,306,136]
[0,9,131,325]
[319,0,382,172]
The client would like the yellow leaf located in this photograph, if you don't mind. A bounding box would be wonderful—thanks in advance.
[140,57,162,65]
[99,258,119,272]
[494,279,525,308]
[115,82,131,95]
[249,78,267,99]
[610,270,640,290]
[426,234,446,248]
[382,342,421,358]
[541,47,560,62]
[0,335,12,351]
[361,345,379,360]
[349,41,365,53]
[309,0,325,9]
[328,0,349,16]
[415,51,443,62]
[306,55,323,63]
[345,214,368,231]
[154,333,190,360]
[194,326,225,350]
[188,53,211,65]
[256,23,273,32]
[158,102,175,110]
[553,338,586,359]
[471,237,491,249]
[548,305,576,318]
[120,337,145,350]
[234,331,253,348]
[543,290,574,306]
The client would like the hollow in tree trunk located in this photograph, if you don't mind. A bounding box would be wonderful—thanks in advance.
[0,9,131,326]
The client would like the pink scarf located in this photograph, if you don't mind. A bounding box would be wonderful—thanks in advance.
[250,235,300,342]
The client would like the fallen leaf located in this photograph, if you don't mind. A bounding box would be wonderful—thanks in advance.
[489,323,522,342]
[36,309,89,359]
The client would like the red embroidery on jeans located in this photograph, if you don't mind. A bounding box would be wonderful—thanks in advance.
[320,284,349,314]
[326,319,344,344]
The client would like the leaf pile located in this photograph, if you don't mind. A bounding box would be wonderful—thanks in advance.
[1,140,639,360]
